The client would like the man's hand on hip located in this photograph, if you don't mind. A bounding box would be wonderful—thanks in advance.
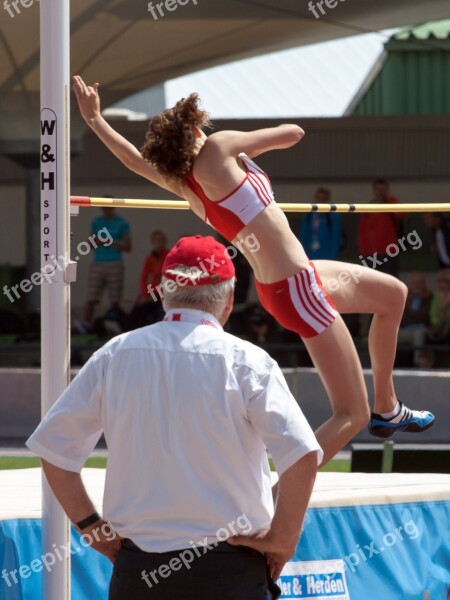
[79,519,124,564]
[227,530,294,580]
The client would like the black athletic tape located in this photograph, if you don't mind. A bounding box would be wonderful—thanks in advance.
[311,204,318,211]
[330,204,337,212]
[349,204,356,212]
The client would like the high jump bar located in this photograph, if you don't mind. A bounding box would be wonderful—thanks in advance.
[71,196,450,213]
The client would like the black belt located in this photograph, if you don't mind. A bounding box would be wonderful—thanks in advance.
[121,538,257,555]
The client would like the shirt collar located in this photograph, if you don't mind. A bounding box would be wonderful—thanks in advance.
[163,308,223,330]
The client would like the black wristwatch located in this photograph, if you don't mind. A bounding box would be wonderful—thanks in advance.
[75,511,101,531]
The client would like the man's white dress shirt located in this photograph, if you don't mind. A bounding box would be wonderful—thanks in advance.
[27,308,322,552]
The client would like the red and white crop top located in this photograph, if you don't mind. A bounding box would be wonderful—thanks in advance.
[186,153,274,242]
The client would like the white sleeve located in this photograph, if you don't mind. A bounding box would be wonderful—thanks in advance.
[26,353,106,472]
[246,360,323,475]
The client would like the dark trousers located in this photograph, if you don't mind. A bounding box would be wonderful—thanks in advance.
[109,539,269,600]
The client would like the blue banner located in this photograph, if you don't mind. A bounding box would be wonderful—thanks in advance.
[1,501,449,599]
[279,500,450,598]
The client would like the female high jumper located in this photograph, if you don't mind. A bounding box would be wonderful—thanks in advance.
[73,77,434,464]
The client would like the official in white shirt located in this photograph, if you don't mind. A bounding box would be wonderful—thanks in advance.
[27,235,322,600]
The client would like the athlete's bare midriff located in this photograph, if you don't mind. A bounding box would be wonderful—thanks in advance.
[183,183,309,284]
[233,203,310,283]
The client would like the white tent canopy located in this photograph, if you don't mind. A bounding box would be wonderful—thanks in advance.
[2,0,450,141]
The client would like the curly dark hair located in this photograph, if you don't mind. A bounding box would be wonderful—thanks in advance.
[141,93,211,183]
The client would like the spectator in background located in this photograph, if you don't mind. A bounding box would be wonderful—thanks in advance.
[427,269,450,344]
[216,235,252,304]
[244,304,280,346]
[299,188,342,260]
[232,253,252,304]
[414,348,436,369]
[240,304,291,366]
[358,179,403,277]
[397,272,432,352]
[139,230,169,301]
[84,207,131,327]
[423,213,450,268]
[128,230,169,329]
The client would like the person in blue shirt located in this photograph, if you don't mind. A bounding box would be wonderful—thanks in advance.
[299,188,342,260]
[84,207,132,327]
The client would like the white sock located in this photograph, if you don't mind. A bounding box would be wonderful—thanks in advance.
[380,401,401,420]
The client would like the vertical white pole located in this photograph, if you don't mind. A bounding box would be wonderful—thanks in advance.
[40,0,71,598]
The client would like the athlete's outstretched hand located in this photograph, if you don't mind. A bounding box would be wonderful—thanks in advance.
[73,75,101,123]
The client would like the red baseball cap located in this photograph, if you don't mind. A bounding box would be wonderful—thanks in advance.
[162,235,235,286]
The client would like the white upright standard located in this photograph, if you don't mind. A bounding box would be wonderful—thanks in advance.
[40,0,72,597]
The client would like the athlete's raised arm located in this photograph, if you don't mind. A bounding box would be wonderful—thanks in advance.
[72,76,181,196]
[206,125,305,159]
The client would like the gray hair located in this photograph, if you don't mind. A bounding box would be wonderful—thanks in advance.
[161,265,235,319]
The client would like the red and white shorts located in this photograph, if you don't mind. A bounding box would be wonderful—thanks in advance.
[255,262,337,338]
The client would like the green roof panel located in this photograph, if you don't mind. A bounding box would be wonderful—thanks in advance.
[394,19,450,41]
[350,20,450,116]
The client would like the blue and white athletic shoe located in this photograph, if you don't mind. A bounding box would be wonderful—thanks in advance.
[368,401,435,438]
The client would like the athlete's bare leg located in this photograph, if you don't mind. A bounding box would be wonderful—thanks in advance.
[313,261,407,414]
[302,315,370,465]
